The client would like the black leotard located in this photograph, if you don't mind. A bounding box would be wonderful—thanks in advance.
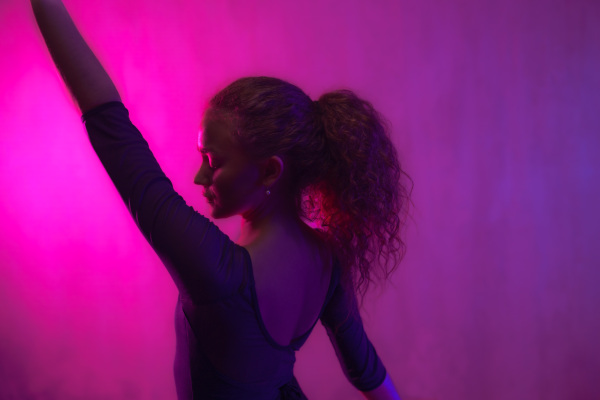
[82,101,386,399]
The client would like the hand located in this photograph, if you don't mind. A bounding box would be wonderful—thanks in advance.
[31,0,121,113]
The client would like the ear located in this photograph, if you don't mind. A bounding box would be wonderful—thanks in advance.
[260,155,284,188]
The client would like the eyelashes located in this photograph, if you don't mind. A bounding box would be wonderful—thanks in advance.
[202,154,220,170]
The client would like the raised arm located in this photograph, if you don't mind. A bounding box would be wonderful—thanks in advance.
[31,0,120,113]
[31,0,243,302]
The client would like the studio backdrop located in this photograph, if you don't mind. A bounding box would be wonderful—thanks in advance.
[0,0,598,399]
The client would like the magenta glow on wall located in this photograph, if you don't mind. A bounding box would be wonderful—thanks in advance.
[1,0,599,399]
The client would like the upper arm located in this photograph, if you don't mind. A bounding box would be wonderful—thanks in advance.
[83,102,243,301]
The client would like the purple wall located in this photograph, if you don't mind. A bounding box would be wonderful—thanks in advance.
[1,0,599,399]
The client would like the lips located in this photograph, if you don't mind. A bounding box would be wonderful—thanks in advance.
[203,191,215,204]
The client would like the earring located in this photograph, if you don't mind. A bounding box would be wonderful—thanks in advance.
[265,189,271,196]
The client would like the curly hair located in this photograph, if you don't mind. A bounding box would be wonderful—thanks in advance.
[209,77,412,298]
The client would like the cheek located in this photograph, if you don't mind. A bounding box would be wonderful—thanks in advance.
[213,167,260,203]
[209,174,256,218]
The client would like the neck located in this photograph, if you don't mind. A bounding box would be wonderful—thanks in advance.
[237,196,301,247]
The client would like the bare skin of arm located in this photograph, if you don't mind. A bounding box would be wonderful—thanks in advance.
[30,0,120,113]
[362,373,402,400]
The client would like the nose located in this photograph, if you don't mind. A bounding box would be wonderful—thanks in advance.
[194,161,212,186]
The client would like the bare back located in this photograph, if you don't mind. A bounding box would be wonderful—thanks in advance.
[244,223,333,347]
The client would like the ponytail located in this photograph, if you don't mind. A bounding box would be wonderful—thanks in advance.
[305,90,411,296]
[209,78,412,298]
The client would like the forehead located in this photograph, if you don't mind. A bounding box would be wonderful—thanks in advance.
[198,110,237,151]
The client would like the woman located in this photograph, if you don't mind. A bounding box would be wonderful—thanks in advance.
[31,0,411,398]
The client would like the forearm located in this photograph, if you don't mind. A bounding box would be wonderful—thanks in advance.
[31,0,120,113]
[362,373,402,400]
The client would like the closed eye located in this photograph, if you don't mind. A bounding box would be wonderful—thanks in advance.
[202,153,220,170]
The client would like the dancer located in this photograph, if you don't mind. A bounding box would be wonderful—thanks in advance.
[31,0,410,398]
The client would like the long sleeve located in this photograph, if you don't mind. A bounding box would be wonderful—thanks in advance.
[320,278,387,392]
[82,102,245,302]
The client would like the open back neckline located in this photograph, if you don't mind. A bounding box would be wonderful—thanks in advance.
[239,246,338,350]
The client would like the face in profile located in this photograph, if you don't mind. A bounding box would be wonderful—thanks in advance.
[194,110,264,219]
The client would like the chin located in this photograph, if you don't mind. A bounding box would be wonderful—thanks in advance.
[210,206,232,219]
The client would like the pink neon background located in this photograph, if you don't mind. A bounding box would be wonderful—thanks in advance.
[1,0,599,399]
